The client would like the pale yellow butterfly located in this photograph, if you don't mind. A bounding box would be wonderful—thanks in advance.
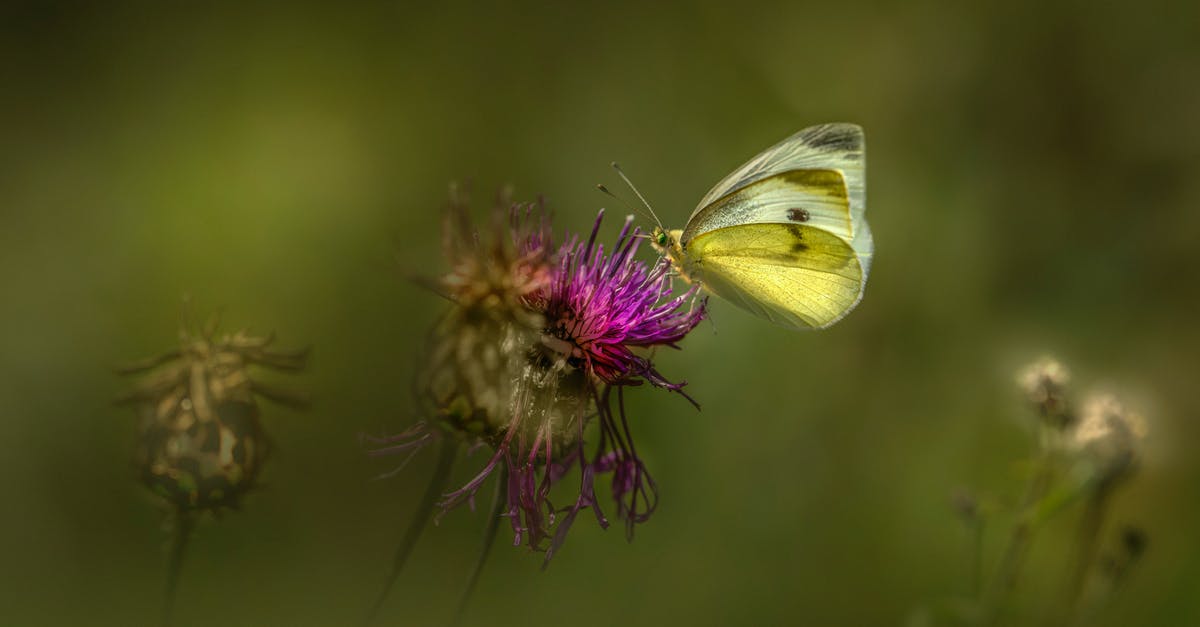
[634,123,873,330]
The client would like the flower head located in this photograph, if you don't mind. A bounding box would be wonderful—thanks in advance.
[536,211,705,390]
[377,190,705,564]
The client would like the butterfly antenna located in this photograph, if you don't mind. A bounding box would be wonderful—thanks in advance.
[596,183,656,229]
[611,162,664,230]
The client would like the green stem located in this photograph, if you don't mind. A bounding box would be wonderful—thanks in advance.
[364,436,459,626]
[981,450,1055,625]
[452,464,508,627]
[162,509,195,627]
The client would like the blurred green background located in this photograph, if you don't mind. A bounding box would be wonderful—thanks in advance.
[2,2,1198,625]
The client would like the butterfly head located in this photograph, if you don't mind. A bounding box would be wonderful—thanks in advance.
[650,226,686,264]
[651,226,670,250]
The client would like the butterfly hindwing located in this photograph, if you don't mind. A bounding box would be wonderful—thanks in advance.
[682,222,865,330]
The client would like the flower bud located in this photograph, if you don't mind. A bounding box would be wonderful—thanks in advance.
[118,314,308,513]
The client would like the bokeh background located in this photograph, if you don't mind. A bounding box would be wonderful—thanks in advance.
[2,2,1198,625]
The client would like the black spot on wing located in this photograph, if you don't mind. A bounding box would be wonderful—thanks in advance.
[787,225,809,253]
[787,208,811,222]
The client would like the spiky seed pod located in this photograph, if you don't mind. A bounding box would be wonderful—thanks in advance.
[117,314,308,513]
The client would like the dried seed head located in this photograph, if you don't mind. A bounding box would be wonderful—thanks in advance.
[436,186,552,329]
[1017,356,1072,428]
[418,189,572,446]
[118,310,308,513]
[1070,392,1147,485]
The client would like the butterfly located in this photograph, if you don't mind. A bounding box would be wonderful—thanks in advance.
[633,123,873,330]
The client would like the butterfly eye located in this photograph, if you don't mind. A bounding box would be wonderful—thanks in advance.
[656,232,668,246]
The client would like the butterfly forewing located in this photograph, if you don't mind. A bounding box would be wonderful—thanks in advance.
[688,123,866,242]
[681,168,854,245]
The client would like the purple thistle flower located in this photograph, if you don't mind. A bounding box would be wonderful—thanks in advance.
[533,210,706,391]
[376,191,705,570]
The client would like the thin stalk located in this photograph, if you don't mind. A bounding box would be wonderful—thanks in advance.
[162,509,195,627]
[1064,483,1112,624]
[970,519,986,599]
[997,461,1053,589]
[452,464,508,626]
[365,436,459,626]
